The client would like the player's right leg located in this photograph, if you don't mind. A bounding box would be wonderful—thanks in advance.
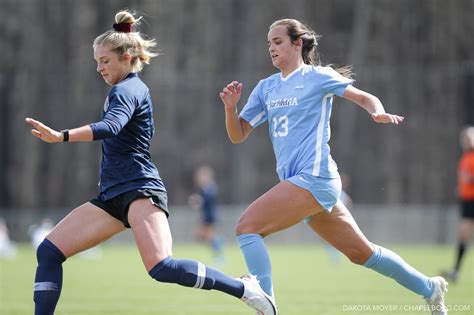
[307,201,448,314]
[128,197,277,314]
[34,202,126,315]
[236,180,325,298]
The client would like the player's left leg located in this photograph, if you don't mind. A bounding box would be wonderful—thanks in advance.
[444,217,473,282]
[128,198,277,314]
[308,201,448,314]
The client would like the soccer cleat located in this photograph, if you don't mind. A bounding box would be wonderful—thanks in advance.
[425,276,448,315]
[238,274,278,315]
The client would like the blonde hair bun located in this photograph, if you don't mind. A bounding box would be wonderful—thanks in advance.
[115,10,141,26]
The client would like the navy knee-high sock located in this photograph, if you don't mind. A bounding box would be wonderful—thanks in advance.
[34,239,66,315]
[149,256,243,298]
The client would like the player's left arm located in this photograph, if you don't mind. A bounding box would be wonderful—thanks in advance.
[342,85,404,124]
[25,117,93,143]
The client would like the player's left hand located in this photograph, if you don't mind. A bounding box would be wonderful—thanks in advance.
[371,113,404,124]
[25,117,62,143]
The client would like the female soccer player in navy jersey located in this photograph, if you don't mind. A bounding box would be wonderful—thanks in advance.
[220,18,448,315]
[25,10,276,315]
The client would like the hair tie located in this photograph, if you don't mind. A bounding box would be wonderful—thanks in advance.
[113,22,132,33]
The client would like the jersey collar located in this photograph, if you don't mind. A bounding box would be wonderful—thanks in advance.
[280,63,305,82]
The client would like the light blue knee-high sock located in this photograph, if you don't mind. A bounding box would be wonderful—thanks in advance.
[237,233,274,297]
[364,244,434,298]
[211,236,224,257]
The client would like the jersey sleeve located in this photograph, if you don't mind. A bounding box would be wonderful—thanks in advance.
[239,80,267,128]
[90,86,136,140]
[318,66,354,97]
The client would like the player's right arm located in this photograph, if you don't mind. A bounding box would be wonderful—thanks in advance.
[25,117,93,143]
[219,81,252,144]
[25,87,136,143]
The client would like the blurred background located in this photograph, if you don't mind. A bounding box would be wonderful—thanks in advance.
[0,0,473,243]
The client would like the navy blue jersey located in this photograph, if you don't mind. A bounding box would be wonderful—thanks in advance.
[200,182,218,213]
[199,182,218,224]
[90,73,165,200]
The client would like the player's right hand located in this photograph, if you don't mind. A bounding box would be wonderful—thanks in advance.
[220,81,242,111]
[25,117,62,143]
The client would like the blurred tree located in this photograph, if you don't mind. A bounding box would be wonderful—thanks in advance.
[0,0,472,210]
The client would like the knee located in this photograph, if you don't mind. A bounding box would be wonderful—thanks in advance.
[36,239,66,265]
[343,247,372,265]
[149,257,211,289]
[235,212,267,236]
[235,221,249,236]
[149,256,175,283]
[235,221,265,237]
[235,215,254,236]
[149,256,197,287]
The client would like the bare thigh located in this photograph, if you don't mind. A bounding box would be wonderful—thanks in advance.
[128,198,173,271]
[47,202,126,258]
[458,218,474,242]
[236,180,325,237]
[307,200,373,264]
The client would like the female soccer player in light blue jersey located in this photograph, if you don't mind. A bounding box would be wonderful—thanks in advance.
[220,18,448,315]
[24,10,276,315]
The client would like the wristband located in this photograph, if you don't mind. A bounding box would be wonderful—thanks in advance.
[61,129,69,142]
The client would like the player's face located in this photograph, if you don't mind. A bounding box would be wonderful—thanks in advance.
[94,43,131,85]
[267,25,301,71]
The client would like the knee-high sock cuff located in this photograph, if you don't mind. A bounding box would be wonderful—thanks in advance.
[148,256,173,278]
[149,256,211,289]
[41,239,67,262]
[237,233,262,247]
[363,243,381,268]
[149,256,243,298]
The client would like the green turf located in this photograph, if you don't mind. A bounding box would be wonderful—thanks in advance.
[1,244,472,314]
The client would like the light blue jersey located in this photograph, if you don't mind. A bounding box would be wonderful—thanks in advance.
[240,64,353,181]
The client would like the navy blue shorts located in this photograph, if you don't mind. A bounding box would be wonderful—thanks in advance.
[460,200,474,219]
[90,189,169,228]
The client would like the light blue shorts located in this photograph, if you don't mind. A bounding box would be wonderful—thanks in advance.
[286,173,341,224]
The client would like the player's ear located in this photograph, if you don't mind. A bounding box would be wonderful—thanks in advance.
[122,52,132,62]
[293,38,303,49]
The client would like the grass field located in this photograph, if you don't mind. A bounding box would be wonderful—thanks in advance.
[1,244,472,315]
